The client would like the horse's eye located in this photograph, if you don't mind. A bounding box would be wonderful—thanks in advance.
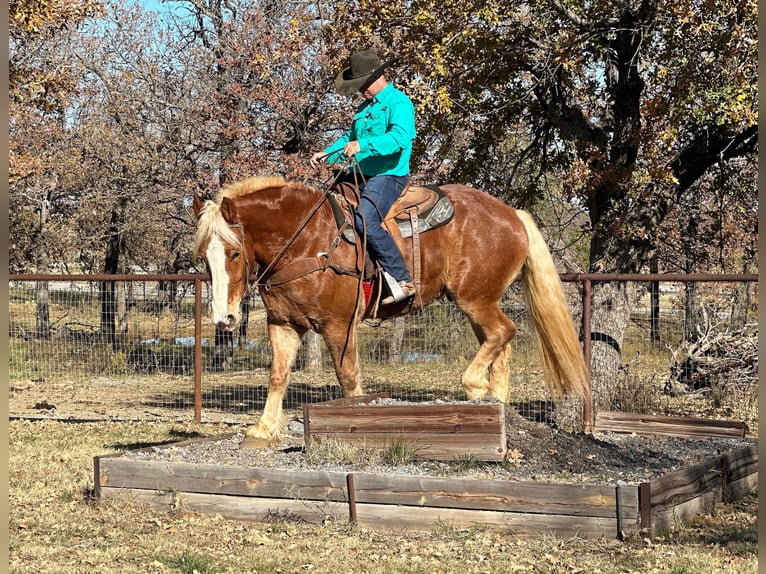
[231,252,240,261]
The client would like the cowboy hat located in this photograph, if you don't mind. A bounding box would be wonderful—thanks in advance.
[334,50,398,95]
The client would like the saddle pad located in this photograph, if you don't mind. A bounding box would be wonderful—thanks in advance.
[328,184,454,242]
[392,188,454,238]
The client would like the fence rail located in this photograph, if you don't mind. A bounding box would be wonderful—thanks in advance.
[9,273,758,432]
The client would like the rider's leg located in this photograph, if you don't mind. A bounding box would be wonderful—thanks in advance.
[354,175,412,284]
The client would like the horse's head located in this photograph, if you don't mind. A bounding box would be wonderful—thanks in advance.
[193,195,249,331]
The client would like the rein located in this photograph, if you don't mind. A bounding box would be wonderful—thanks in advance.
[244,162,361,294]
[227,221,255,299]
[221,160,371,368]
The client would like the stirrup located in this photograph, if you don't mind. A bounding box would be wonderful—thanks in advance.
[381,272,415,305]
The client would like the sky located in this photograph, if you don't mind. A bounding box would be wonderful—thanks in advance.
[131,0,189,20]
[135,0,175,13]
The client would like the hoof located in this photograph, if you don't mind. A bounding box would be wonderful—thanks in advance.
[239,435,275,449]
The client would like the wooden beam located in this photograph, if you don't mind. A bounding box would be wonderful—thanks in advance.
[594,411,748,438]
[304,401,507,461]
[352,472,638,519]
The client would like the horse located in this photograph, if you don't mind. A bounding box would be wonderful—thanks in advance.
[193,175,589,448]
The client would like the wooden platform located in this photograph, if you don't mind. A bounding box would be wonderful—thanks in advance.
[303,393,507,461]
[594,411,749,438]
[95,404,758,539]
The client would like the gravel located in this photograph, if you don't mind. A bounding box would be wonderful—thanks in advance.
[123,402,755,486]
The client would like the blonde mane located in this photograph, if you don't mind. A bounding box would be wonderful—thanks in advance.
[219,176,287,200]
[193,176,287,256]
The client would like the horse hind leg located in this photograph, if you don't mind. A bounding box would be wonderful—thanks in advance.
[461,307,516,402]
[241,323,303,449]
[488,343,513,403]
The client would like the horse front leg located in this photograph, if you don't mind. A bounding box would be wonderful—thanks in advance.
[240,323,303,449]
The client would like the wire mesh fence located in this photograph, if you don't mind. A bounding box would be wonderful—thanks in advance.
[8,275,758,434]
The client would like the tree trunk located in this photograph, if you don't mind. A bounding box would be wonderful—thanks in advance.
[34,280,50,340]
[34,261,51,340]
[730,261,753,331]
[682,216,702,342]
[100,281,115,344]
[213,327,234,371]
[238,297,250,347]
[101,197,127,348]
[303,331,322,372]
[683,282,702,342]
[588,282,631,413]
[649,255,660,344]
[33,193,51,339]
[388,316,406,364]
[116,257,128,336]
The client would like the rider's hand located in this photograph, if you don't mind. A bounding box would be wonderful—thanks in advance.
[343,141,361,158]
[310,151,326,168]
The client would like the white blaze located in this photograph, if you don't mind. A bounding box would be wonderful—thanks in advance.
[206,235,237,327]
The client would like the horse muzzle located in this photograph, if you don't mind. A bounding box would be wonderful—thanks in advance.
[213,312,241,331]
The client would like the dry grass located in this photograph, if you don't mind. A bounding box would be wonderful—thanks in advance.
[9,418,757,574]
[10,354,756,437]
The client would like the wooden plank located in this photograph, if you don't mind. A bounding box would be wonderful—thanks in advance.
[651,489,720,535]
[639,482,652,533]
[98,458,349,501]
[101,487,630,539]
[93,433,755,539]
[304,402,506,461]
[353,503,625,539]
[647,447,758,536]
[649,457,722,509]
[723,445,758,500]
[722,445,758,482]
[352,473,639,519]
[727,474,758,500]
[594,411,748,438]
[307,403,504,434]
[100,487,348,525]
[308,432,506,461]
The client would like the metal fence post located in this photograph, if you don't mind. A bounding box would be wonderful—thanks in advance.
[582,278,593,427]
[194,278,203,422]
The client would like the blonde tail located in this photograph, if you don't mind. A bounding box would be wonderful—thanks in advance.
[516,210,590,401]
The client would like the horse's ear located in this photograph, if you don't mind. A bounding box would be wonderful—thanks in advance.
[192,195,205,220]
[220,196,239,224]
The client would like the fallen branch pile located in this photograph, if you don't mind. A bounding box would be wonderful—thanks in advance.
[666,322,757,395]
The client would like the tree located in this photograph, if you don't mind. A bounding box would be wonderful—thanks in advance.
[9,0,342,346]
[324,0,757,409]
[9,0,105,275]
[157,0,342,360]
[9,1,756,393]
[9,0,106,339]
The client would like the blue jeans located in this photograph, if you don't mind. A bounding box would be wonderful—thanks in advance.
[351,174,412,283]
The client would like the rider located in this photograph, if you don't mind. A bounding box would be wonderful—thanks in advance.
[310,49,416,305]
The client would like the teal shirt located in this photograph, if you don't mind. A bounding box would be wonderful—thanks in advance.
[323,83,416,176]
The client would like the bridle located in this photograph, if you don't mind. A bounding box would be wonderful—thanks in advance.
[209,159,372,365]
[226,158,368,301]
[226,220,257,301]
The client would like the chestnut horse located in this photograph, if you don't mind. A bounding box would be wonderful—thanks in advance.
[193,175,588,448]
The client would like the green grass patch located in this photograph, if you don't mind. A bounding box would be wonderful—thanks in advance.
[384,435,422,465]
[306,437,382,466]
[155,551,220,574]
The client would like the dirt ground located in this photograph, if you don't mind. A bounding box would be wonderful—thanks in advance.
[118,400,755,489]
[10,370,756,487]
[9,418,758,574]
[9,371,758,574]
